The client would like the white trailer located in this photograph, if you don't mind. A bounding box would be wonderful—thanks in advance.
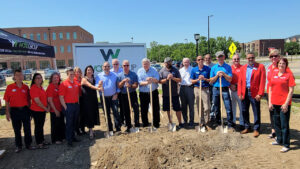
[73,43,147,73]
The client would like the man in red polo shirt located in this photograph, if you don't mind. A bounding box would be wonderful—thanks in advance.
[238,52,266,137]
[230,53,244,130]
[59,68,80,147]
[4,69,35,153]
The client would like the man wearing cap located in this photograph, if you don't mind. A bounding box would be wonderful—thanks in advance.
[179,58,195,127]
[159,57,184,128]
[238,52,266,137]
[209,51,234,129]
[118,60,140,133]
[137,58,160,128]
[230,53,244,130]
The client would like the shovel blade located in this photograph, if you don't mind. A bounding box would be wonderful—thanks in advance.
[224,126,228,134]
[148,127,153,133]
[171,123,176,132]
[200,126,206,133]
[195,126,201,132]
[135,127,140,133]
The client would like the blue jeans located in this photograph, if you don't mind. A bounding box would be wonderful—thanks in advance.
[273,105,290,148]
[63,103,79,144]
[211,87,234,127]
[241,88,261,131]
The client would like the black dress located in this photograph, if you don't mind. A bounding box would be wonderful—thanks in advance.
[81,77,100,128]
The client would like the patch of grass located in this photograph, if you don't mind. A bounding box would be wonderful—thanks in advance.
[294,75,300,80]
[294,85,300,94]
[0,115,5,119]
[291,102,300,115]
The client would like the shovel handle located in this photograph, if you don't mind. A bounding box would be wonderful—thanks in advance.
[101,91,110,134]
[219,77,224,126]
[169,79,172,122]
[199,80,202,123]
[126,87,134,127]
[150,83,154,128]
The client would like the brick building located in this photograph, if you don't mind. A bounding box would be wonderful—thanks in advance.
[1,26,93,69]
[240,39,284,56]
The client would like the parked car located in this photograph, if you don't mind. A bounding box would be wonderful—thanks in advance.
[1,69,13,77]
[45,70,60,80]
[0,74,6,88]
[151,64,162,72]
[23,69,34,80]
[44,68,50,74]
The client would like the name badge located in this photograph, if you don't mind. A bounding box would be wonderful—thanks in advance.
[68,86,72,88]
[196,72,199,74]
[12,89,16,92]
[274,76,278,78]
[22,89,26,93]
[237,69,240,72]
[253,68,257,70]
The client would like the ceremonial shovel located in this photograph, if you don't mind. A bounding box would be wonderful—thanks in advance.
[219,76,228,134]
[148,83,156,133]
[168,79,176,132]
[195,80,205,132]
[127,85,139,133]
[101,91,111,138]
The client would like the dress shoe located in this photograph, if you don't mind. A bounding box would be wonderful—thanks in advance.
[253,130,260,137]
[240,128,249,134]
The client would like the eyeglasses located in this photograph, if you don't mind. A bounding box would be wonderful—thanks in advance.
[269,55,279,58]
[197,59,204,61]
[247,57,255,60]
[113,64,119,65]
[233,58,240,61]
[123,65,130,67]
[103,66,110,68]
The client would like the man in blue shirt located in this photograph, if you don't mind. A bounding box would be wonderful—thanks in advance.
[137,58,160,128]
[118,60,140,132]
[209,51,234,129]
[191,55,211,131]
[96,62,121,134]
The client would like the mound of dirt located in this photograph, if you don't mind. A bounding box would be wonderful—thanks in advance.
[89,128,251,169]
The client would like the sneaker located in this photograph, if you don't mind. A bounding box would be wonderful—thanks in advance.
[15,147,22,153]
[280,147,289,153]
[268,133,276,139]
[116,127,121,132]
[271,141,280,145]
[109,131,114,136]
[179,123,185,128]
[200,126,206,133]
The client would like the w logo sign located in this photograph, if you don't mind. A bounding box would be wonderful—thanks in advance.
[100,49,120,61]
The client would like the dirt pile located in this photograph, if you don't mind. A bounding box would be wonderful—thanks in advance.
[89,128,251,169]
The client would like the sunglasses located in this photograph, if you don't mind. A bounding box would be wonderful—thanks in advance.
[123,65,130,67]
[113,64,119,65]
[197,59,204,61]
[103,66,110,68]
[269,55,279,58]
[233,58,240,61]
[247,57,255,60]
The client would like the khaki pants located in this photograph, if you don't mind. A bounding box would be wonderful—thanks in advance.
[194,87,211,125]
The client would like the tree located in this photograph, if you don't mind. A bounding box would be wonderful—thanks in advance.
[285,42,300,55]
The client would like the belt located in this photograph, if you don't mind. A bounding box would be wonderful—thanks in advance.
[181,85,193,88]
[213,87,229,90]
[66,103,78,105]
[140,89,158,94]
[195,86,209,89]
[11,106,28,110]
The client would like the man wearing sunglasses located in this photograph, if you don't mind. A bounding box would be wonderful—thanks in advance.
[118,60,140,133]
[230,54,244,130]
[209,51,234,130]
[110,59,125,127]
[238,52,266,137]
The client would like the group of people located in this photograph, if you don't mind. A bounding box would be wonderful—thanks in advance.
[3,49,295,153]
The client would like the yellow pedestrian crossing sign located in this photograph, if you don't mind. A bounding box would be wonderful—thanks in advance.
[229,42,237,58]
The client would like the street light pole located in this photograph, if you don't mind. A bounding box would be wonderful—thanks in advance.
[194,33,200,57]
[208,15,213,54]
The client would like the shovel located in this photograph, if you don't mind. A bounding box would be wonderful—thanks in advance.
[196,80,205,132]
[168,79,176,132]
[219,77,228,134]
[101,91,111,138]
[127,86,139,133]
[148,83,157,133]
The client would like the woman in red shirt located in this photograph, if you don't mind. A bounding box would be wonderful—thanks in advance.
[74,67,85,135]
[46,72,65,144]
[269,58,295,153]
[30,73,49,149]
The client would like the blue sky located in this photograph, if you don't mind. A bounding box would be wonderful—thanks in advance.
[1,0,299,46]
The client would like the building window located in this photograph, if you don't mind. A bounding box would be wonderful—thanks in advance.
[37,33,41,40]
[23,34,27,38]
[43,32,47,40]
[39,61,50,69]
[66,32,70,40]
[26,61,37,69]
[56,60,66,68]
[11,62,21,70]
[54,46,57,53]
[68,59,74,67]
[73,32,77,40]
[52,32,56,40]
[67,45,71,53]
[59,32,63,40]
[60,46,64,53]
[30,33,34,40]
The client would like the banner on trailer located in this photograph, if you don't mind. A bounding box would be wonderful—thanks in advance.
[73,43,147,74]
